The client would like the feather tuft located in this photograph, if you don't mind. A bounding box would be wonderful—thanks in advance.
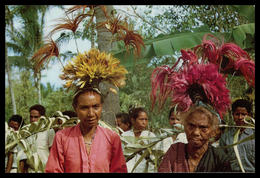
[60,48,128,92]
[30,38,59,71]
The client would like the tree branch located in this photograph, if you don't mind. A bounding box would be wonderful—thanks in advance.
[130,6,168,35]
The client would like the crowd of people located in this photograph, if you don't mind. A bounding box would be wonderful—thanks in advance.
[5,98,255,173]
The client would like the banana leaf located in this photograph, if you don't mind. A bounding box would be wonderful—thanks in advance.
[112,30,226,67]
[230,5,255,23]
[111,22,254,67]
[229,23,255,50]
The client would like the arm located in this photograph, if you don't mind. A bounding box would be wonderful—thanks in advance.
[19,160,27,173]
[6,152,13,173]
[109,134,127,173]
[45,132,65,173]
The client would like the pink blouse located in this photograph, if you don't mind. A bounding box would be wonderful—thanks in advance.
[45,124,127,173]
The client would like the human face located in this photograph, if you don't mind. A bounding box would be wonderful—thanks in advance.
[30,110,41,123]
[185,112,214,148]
[169,111,181,127]
[116,118,130,132]
[132,112,148,131]
[233,107,249,126]
[73,91,103,129]
[8,121,20,131]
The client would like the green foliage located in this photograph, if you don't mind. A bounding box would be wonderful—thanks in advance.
[5,69,74,124]
[119,60,175,129]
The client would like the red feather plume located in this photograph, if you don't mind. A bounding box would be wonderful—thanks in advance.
[169,63,231,119]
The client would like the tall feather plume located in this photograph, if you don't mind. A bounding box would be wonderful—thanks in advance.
[150,65,174,111]
[234,58,255,88]
[97,14,128,35]
[66,5,108,30]
[98,14,145,58]
[194,34,255,88]
[30,38,59,71]
[47,14,88,37]
[194,34,220,64]
[119,30,146,58]
[150,49,199,111]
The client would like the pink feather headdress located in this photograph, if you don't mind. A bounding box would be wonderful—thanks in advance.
[151,34,254,119]
[150,44,231,120]
[168,63,231,119]
[194,34,255,88]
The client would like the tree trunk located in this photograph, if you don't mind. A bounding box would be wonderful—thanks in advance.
[5,28,17,115]
[95,5,116,52]
[90,21,95,48]
[34,70,42,104]
[95,5,120,126]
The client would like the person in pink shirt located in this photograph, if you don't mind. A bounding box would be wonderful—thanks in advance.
[45,89,127,173]
[45,48,128,173]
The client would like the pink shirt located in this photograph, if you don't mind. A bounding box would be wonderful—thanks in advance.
[45,124,127,173]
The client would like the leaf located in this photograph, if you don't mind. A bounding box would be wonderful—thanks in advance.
[111,29,226,67]
[217,133,255,149]
[230,5,255,23]
[230,23,255,48]
[33,153,40,172]
[131,148,150,173]
[16,150,24,173]
[233,128,245,172]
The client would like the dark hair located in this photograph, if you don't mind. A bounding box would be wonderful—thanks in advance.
[129,107,147,120]
[168,106,182,119]
[116,113,132,128]
[62,111,77,118]
[29,104,46,116]
[8,115,24,128]
[232,99,252,114]
[72,89,105,107]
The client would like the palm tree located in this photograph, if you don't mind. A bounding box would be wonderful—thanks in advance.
[6,5,64,104]
[5,5,17,114]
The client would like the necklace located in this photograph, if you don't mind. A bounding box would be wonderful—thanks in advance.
[84,130,96,145]
[188,158,198,169]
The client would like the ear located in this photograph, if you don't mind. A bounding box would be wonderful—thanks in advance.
[72,103,77,112]
[210,127,219,138]
[131,118,135,125]
[126,122,130,129]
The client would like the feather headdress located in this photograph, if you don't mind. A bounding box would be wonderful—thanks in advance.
[194,34,255,88]
[150,49,231,120]
[169,63,231,119]
[60,48,128,95]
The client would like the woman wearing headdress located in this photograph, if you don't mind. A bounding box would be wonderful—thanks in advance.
[45,48,128,173]
[150,35,237,172]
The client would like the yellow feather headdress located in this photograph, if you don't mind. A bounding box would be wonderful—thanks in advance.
[60,48,128,95]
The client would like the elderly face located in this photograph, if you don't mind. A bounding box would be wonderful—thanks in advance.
[185,112,215,148]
